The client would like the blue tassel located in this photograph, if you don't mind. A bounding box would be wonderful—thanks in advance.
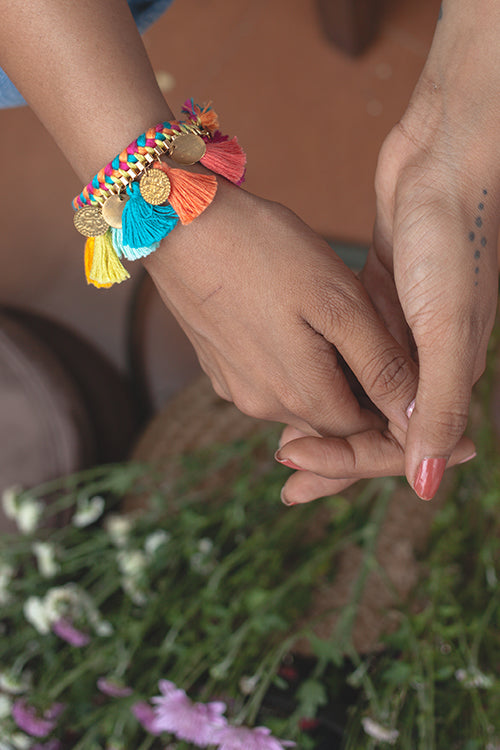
[122,182,179,248]
[111,227,160,261]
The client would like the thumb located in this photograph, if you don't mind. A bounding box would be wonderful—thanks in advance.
[405,340,478,500]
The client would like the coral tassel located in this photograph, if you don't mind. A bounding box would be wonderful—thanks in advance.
[85,232,130,288]
[200,135,246,185]
[152,163,217,224]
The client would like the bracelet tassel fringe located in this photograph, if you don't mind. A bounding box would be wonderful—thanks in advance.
[75,101,246,288]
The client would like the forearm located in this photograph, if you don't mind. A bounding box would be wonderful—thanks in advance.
[403,0,500,174]
[0,0,174,181]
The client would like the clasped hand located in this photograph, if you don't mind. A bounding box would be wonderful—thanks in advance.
[150,91,500,505]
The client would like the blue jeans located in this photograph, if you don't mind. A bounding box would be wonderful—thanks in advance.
[0,0,174,109]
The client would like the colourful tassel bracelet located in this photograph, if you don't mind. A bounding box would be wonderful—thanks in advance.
[72,101,246,288]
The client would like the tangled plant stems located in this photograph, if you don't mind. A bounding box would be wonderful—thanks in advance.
[0,347,499,750]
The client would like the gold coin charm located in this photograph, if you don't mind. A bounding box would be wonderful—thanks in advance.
[139,169,171,205]
[101,193,129,228]
[73,205,109,238]
[169,133,206,165]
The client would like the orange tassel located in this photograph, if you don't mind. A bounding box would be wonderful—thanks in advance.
[182,100,219,134]
[152,163,217,224]
[198,104,219,133]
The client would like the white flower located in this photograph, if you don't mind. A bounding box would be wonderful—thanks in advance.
[0,742,14,750]
[23,584,112,638]
[9,735,30,750]
[0,563,14,605]
[362,717,399,744]
[72,495,105,528]
[23,596,52,635]
[105,514,133,547]
[32,542,60,578]
[239,674,259,696]
[198,537,213,554]
[121,577,148,606]
[94,619,114,637]
[455,666,494,689]
[2,486,22,519]
[0,694,12,719]
[14,499,44,535]
[43,586,75,622]
[116,549,148,605]
[190,537,216,575]
[0,671,30,695]
[117,549,147,578]
[145,530,171,557]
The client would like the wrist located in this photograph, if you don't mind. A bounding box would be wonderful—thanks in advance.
[403,1,500,153]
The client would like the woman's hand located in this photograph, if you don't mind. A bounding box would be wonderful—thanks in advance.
[145,179,419,437]
[277,0,500,503]
[275,107,495,504]
[276,422,476,505]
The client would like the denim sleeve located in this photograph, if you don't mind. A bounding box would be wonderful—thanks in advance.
[0,0,174,109]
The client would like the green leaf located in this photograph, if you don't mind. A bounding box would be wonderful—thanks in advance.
[309,635,344,667]
[381,661,414,685]
[434,665,455,682]
[295,679,328,718]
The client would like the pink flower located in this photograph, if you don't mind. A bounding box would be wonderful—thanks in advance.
[52,618,90,647]
[12,699,64,738]
[151,680,227,746]
[97,677,133,697]
[213,725,295,750]
[132,701,160,735]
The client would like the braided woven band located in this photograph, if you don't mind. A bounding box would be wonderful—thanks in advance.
[73,119,209,211]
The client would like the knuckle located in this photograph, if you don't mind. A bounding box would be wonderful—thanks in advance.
[232,391,275,422]
[427,407,469,444]
[361,350,413,400]
[313,277,366,338]
[279,384,317,422]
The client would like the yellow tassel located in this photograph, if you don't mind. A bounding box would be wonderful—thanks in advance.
[85,232,130,288]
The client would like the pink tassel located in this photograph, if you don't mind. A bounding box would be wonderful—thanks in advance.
[200,135,246,185]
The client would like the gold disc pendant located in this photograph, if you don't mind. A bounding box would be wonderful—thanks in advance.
[140,169,171,205]
[73,205,109,238]
[169,133,206,165]
[101,194,129,229]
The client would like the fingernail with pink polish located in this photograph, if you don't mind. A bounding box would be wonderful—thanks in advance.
[413,457,447,500]
[458,451,476,465]
[406,398,416,419]
[274,451,303,471]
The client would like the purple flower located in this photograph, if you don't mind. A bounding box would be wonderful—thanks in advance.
[12,699,64,738]
[132,701,161,735]
[52,618,90,647]
[151,680,227,746]
[213,725,296,750]
[97,677,133,697]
